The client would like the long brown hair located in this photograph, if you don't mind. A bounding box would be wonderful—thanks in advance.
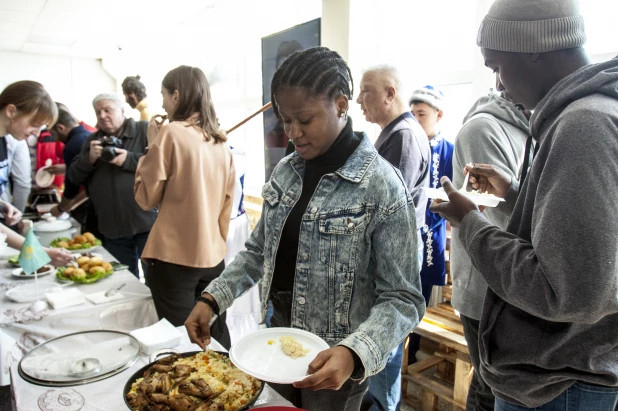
[0,81,57,127]
[162,66,226,143]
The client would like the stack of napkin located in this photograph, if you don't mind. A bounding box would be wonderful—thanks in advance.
[130,319,182,355]
[44,288,86,309]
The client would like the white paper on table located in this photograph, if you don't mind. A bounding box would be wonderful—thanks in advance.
[129,318,182,355]
[85,291,125,305]
[44,288,86,309]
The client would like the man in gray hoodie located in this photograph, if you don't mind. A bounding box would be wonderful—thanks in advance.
[451,83,529,411]
[431,0,618,409]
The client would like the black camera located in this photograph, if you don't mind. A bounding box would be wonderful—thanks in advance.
[98,136,123,162]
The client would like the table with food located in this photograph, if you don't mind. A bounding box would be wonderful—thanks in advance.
[1,223,315,410]
[9,326,299,410]
[0,239,158,387]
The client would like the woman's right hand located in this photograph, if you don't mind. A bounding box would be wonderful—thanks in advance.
[45,247,73,267]
[465,163,513,199]
[185,295,215,350]
[147,115,167,146]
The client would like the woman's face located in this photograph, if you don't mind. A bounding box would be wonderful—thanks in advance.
[275,86,347,160]
[161,86,178,118]
[6,108,45,141]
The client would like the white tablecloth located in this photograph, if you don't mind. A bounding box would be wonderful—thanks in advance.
[0,248,158,386]
[225,214,261,345]
[10,327,295,410]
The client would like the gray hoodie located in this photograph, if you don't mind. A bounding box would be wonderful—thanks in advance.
[459,57,618,407]
[451,94,529,320]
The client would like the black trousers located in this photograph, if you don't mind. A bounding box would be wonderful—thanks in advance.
[460,314,495,411]
[145,259,231,350]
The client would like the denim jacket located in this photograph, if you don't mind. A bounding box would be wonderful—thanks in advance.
[206,134,425,379]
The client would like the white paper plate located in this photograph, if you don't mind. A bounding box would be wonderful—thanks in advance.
[12,265,54,278]
[425,187,504,207]
[54,245,101,255]
[35,167,54,188]
[6,282,65,303]
[229,327,330,384]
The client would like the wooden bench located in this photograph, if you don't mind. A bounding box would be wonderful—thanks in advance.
[402,312,473,410]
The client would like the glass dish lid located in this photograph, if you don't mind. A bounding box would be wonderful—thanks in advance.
[18,330,141,386]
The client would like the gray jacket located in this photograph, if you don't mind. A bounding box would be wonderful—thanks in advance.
[451,94,529,320]
[68,118,156,239]
[460,57,618,406]
[206,134,425,380]
[374,112,430,231]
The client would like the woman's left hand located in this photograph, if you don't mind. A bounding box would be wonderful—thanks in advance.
[293,346,355,391]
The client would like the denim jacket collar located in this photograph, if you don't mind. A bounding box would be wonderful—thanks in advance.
[287,132,377,184]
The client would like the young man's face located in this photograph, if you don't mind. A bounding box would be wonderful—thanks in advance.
[123,92,138,109]
[482,48,545,110]
[411,102,441,139]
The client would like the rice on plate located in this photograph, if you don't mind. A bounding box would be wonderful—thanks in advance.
[127,351,262,411]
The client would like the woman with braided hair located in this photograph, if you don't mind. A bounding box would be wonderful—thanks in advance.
[185,47,425,411]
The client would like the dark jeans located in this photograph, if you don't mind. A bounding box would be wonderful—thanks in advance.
[269,289,369,411]
[495,382,618,411]
[460,314,495,411]
[145,259,231,350]
[103,231,150,279]
[407,283,434,363]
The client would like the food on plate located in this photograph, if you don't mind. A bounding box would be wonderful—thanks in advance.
[50,232,101,251]
[19,266,51,276]
[279,336,310,359]
[89,266,105,275]
[267,340,275,345]
[76,256,90,266]
[126,351,262,411]
[8,255,19,266]
[73,268,87,280]
[56,255,114,284]
[74,235,88,244]
[89,256,103,267]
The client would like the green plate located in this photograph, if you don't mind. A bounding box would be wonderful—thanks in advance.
[56,266,114,284]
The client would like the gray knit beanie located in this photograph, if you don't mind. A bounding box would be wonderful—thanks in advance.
[477,0,586,53]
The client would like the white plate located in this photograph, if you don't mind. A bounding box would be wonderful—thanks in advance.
[53,245,101,255]
[6,282,65,303]
[229,327,330,384]
[35,166,54,188]
[425,187,505,207]
[11,265,54,278]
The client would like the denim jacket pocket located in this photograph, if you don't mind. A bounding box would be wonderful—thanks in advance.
[318,212,369,273]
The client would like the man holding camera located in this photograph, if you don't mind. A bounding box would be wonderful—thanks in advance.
[69,93,156,279]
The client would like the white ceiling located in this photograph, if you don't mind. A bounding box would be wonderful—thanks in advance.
[0,0,278,58]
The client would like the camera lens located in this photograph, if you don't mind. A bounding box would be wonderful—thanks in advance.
[101,147,117,162]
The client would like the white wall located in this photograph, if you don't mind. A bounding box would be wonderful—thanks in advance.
[0,51,116,126]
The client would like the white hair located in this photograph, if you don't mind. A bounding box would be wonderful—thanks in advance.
[362,65,404,91]
[361,65,408,104]
[92,93,124,109]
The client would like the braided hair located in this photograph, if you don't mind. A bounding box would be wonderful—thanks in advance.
[270,46,354,119]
